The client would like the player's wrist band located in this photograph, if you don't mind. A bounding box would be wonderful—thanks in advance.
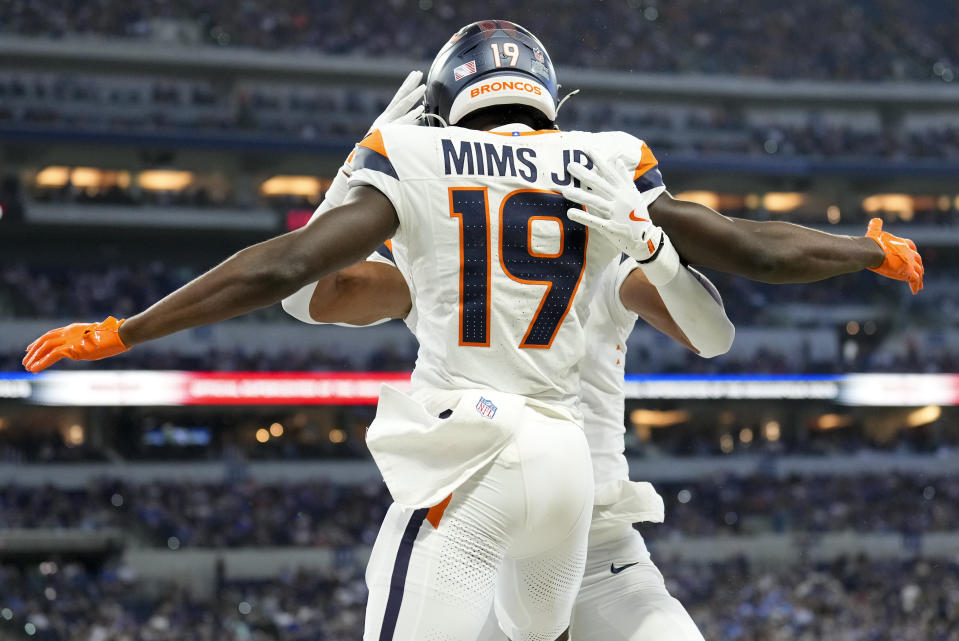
[637,236,665,264]
[637,234,681,287]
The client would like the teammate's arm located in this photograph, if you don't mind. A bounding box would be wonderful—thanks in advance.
[22,187,398,371]
[620,264,734,358]
[307,260,411,325]
[564,157,923,293]
[648,193,882,283]
[282,71,424,324]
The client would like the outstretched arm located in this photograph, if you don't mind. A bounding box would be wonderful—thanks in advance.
[563,156,923,293]
[23,187,397,371]
[648,193,882,283]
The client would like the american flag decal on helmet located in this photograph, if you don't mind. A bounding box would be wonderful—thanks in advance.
[453,60,477,81]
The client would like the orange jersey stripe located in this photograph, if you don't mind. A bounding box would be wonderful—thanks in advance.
[632,144,658,182]
[426,493,453,529]
[358,128,390,159]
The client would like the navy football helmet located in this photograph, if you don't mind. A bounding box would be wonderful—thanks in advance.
[424,20,559,127]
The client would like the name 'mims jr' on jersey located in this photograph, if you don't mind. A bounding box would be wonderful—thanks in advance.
[441,138,593,187]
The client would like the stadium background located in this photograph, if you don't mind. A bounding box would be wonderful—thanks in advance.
[1,2,958,639]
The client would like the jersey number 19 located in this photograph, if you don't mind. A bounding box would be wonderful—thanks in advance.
[449,187,588,349]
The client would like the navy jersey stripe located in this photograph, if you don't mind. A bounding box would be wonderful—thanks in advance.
[379,507,428,641]
[634,166,664,193]
[376,243,396,264]
[353,146,399,180]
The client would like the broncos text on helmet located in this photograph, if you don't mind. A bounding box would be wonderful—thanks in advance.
[424,20,559,128]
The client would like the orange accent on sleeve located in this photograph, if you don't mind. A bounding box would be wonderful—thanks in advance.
[358,128,389,158]
[632,144,659,181]
[347,148,356,163]
[426,493,453,529]
[384,239,393,251]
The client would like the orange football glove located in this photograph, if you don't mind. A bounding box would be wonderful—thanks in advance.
[865,218,924,295]
[22,316,129,373]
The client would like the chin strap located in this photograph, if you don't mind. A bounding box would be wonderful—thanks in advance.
[556,89,580,116]
[418,112,449,127]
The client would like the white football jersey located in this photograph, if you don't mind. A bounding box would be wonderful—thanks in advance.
[349,122,663,412]
[579,257,641,486]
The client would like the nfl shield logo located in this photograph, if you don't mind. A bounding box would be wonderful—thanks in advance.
[475,397,498,419]
[533,48,545,63]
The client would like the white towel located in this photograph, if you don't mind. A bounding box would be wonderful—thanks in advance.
[592,478,665,527]
[366,385,526,508]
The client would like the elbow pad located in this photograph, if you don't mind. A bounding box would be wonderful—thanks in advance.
[281,284,320,324]
[656,266,735,358]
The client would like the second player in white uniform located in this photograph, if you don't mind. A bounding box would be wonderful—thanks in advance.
[566,257,710,641]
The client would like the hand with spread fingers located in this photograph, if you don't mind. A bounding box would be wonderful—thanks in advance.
[22,316,129,373]
[366,70,427,135]
[864,218,924,294]
[560,154,676,285]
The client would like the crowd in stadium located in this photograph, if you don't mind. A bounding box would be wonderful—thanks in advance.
[4,71,959,160]
[3,556,957,641]
[2,0,956,82]
[3,473,957,545]
[4,331,955,377]
[2,257,955,376]
[0,561,369,641]
[0,478,389,547]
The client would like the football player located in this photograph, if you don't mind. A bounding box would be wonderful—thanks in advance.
[24,20,922,641]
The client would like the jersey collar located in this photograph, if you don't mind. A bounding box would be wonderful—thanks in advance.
[488,123,561,137]
[491,123,534,133]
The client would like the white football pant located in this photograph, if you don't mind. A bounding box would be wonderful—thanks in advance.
[477,525,705,641]
[363,406,593,641]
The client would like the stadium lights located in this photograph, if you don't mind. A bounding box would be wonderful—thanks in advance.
[827,205,841,223]
[139,170,193,191]
[261,175,326,198]
[328,428,346,443]
[63,423,85,446]
[764,421,781,441]
[255,428,270,443]
[674,191,720,210]
[906,405,941,428]
[815,413,853,430]
[719,434,734,453]
[861,194,914,220]
[762,192,804,212]
[69,167,106,189]
[629,409,690,428]
[35,166,70,187]
[269,422,284,437]
[34,166,132,190]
